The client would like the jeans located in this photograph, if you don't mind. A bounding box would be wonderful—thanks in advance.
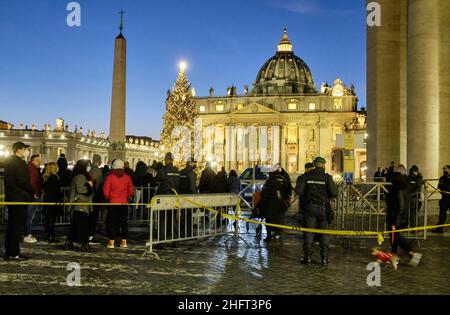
[25,197,41,236]
[303,204,329,258]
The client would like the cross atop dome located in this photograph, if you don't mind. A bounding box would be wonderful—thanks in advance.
[277,28,293,53]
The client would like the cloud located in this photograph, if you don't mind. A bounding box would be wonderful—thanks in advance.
[269,0,355,16]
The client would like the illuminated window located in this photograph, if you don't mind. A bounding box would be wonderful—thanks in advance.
[309,103,316,110]
[199,106,206,112]
[334,99,343,109]
[216,105,224,112]
[288,103,297,110]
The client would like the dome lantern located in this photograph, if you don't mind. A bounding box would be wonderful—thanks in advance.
[277,28,293,53]
[253,29,316,96]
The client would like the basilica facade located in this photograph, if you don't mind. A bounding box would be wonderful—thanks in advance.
[194,29,366,175]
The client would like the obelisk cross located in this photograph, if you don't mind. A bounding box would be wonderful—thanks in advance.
[119,10,124,33]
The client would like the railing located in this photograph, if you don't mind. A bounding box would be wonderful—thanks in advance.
[335,181,428,242]
[0,175,4,225]
[146,194,239,255]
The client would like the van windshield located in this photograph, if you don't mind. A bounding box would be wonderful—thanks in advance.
[240,168,269,180]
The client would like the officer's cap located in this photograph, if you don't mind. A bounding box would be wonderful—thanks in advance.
[314,157,327,164]
[305,163,314,169]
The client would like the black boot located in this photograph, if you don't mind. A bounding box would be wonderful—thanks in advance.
[321,256,329,266]
[300,256,312,265]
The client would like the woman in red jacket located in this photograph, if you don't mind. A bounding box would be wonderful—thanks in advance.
[103,159,134,249]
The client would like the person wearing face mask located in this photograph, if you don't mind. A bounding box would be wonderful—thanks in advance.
[65,159,94,252]
[3,142,34,262]
[432,165,450,234]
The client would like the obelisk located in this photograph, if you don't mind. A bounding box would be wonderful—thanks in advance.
[108,11,127,161]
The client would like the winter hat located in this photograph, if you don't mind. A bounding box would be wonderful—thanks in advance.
[112,159,125,170]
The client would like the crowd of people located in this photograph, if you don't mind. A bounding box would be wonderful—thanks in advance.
[2,141,449,267]
[1,142,245,261]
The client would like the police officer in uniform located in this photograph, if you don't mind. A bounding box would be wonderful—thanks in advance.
[295,162,314,222]
[155,153,180,241]
[298,157,337,265]
[433,165,450,233]
[155,152,180,195]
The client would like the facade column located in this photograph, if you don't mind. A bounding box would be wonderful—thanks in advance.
[439,0,450,170]
[366,0,408,175]
[298,124,307,172]
[271,125,280,165]
[407,0,439,179]
[280,125,286,169]
[319,121,331,173]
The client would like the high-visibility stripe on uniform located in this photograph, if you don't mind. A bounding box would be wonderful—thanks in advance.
[307,180,326,185]
[167,173,180,177]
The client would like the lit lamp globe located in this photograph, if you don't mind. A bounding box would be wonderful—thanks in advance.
[179,61,187,72]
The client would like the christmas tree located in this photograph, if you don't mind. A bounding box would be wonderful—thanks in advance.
[161,62,197,158]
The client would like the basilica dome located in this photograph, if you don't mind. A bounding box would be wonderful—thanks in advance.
[253,29,316,96]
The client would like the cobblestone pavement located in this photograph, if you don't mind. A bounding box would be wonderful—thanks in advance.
[0,216,450,295]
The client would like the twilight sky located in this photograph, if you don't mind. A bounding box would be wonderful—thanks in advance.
[0,0,366,139]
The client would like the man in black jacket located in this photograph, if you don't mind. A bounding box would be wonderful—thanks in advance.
[4,142,34,261]
[297,157,337,265]
[433,165,450,233]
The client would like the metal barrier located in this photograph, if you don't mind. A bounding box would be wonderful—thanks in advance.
[146,194,239,255]
[335,181,428,243]
[0,175,4,225]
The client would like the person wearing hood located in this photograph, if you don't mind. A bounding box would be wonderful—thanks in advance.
[103,159,134,249]
[57,154,72,188]
[387,166,422,266]
[65,159,94,253]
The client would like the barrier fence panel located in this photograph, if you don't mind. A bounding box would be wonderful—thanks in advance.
[147,194,239,253]
[0,176,4,225]
[335,181,428,242]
